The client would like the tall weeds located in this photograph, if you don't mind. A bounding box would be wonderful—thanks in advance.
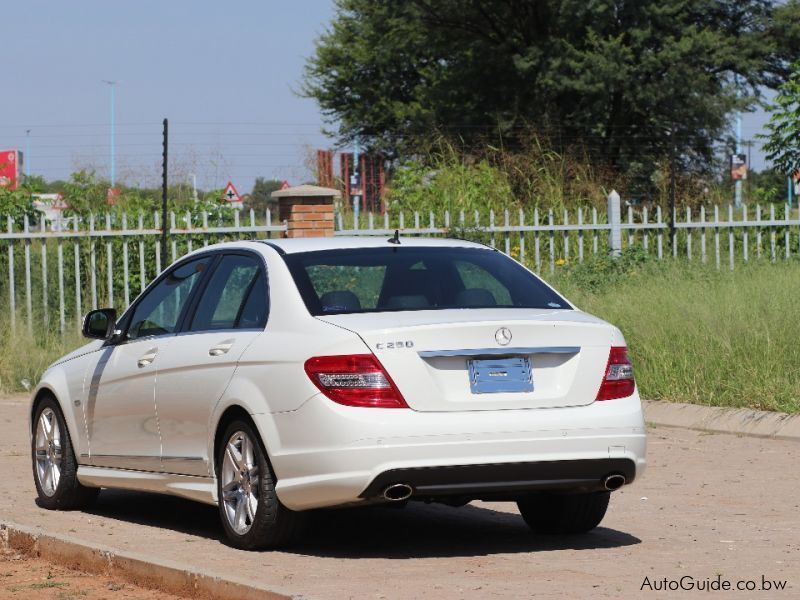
[384,132,746,215]
[549,254,800,414]
[386,134,621,214]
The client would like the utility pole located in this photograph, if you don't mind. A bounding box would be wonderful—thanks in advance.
[161,118,169,265]
[102,80,117,187]
[25,129,31,178]
[669,125,676,251]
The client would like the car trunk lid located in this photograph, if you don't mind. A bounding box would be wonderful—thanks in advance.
[316,309,614,411]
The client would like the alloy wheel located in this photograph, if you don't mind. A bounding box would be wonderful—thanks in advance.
[35,407,62,497]
[220,430,260,535]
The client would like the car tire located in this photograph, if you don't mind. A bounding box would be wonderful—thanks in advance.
[216,419,301,550]
[31,396,99,510]
[517,491,610,534]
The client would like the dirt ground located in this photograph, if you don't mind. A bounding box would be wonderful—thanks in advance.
[0,546,181,599]
[1,394,798,599]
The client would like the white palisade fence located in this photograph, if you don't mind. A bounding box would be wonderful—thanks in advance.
[3,197,800,335]
[336,197,800,275]
[0,209,285,335]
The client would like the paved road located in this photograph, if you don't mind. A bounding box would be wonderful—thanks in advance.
[1,395,797,598]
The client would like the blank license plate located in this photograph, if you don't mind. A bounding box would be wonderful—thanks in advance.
[468,357,533,394]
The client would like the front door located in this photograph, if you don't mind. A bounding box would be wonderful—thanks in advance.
[86,255,213,471]
[155,252,268,476]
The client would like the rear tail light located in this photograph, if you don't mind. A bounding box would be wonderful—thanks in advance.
[304,354,408,408]
[596,346,635,401]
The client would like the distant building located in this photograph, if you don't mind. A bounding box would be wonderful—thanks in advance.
[32,193,77,230]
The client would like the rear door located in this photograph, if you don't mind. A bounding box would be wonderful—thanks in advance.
[154,252,268,476]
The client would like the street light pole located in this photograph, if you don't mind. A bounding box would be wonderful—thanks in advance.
[734,111,742,208]
[103,80,117,187]
[733,74,743,208]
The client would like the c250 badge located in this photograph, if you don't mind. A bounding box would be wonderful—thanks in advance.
[375,340,414,350]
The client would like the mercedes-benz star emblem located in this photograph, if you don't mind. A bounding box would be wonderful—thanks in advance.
[495,327,512,346]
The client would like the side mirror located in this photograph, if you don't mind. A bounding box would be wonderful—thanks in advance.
[82,308,117,340]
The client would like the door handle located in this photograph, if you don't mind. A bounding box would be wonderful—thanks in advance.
[209,339,235,357]
[137,347,158,368]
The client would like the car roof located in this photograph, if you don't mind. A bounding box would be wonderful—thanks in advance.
[255,236,489,254]
[183,236,492,260]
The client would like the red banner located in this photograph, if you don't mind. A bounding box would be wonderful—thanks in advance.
[0,150,20,190]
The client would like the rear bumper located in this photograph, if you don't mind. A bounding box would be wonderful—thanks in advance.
[258,392,646,511]
[359,458,636,500]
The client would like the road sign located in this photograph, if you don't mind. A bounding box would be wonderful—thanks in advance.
[221,181,241,203]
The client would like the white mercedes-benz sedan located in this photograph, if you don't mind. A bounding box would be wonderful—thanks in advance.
[30,236,646,549]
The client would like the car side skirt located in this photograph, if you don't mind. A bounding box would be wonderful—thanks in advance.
[77,465,217,506]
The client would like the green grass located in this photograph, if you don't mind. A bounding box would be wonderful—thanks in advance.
[8,581,69,592]
[547,254,800,413]
[2,251,799,414]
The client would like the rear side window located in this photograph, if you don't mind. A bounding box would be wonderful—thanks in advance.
[283,247,569,315]
[190,254,267,331]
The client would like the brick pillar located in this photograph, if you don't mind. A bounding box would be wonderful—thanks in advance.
[271,184,340,238]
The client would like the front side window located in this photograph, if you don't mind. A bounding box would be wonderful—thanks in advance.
[190,254,267,331]
[283,247,569,315]
[127,256,211,340]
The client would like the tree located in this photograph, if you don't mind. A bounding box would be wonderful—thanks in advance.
[0,181,37,224]
[61,170,109,214]
[304,0,800,179]
[245,178,283,214]
[19,174,46,192]
[745,168,786,204]
[761,62,800,178]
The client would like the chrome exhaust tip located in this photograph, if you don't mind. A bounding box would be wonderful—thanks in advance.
[383,483,413,502]
[603,474,626,491]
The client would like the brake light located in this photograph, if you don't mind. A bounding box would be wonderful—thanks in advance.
[596,346,635,401]
[304,354,408,408]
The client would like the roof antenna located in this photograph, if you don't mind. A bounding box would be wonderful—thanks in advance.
[387,229,401,244]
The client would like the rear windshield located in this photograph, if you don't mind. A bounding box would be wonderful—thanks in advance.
[282,246,570,315]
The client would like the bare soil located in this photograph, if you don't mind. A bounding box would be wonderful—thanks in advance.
[0,546,182,600]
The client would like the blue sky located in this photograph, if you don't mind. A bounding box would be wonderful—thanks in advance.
[1,0,335,191]
[0,0,773,193]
